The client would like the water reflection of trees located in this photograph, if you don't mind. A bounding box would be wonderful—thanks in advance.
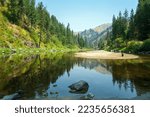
[110,59,150,96]
[76,58,150,97]
[0,54,150,99]
[0,53,78,99]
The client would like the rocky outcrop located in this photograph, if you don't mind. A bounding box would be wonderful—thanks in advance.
[79,23,112,47]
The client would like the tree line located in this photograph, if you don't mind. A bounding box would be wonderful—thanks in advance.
[112,0,150,41]
[101,0,150,53]
[0,0,87,48]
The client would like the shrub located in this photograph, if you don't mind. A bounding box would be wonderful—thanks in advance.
[126,41,143,53]
[115,38,126,48]
[140,39,150,52]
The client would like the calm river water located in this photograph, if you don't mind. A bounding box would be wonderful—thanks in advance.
[0,52,150,100]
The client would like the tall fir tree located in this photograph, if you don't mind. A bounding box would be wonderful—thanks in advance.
[135,1,150,40]
[127,9,136,40]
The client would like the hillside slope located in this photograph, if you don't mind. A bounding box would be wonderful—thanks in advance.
[0,11,37,48]
[0,8,63,49]
[0,1,82,50]
[79,23,112,47]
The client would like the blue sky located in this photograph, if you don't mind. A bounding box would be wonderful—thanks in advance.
[36,0,138,32]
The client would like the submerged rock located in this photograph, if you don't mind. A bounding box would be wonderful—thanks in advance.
[80,93,95,100]
[2,90,24,100]
[68,80,89,94]
[43,92,48,97]
[53,84,57,87]
[50,91,59,95]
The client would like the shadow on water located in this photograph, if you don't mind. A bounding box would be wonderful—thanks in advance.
[0,53,150,100]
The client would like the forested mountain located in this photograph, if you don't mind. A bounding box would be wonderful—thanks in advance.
[99,0,150,53]
[79,23,112,47]
[0,0,87,49]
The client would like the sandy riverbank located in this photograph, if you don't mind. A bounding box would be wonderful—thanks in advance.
[75,50,139,59]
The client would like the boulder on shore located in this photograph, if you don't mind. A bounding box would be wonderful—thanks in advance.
[68,80,89,94]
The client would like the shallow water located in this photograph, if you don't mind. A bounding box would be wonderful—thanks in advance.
[0,53,150,100]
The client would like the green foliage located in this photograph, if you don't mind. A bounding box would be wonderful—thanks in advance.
[0,11,36,48]
[77,34,87,48]
[0,0,6,6]
[51,35,62,46]
[127,9,136,40]
[106,0,150,53]
[135,2,150,40]
[126,41,143,53]
[112,1,150,42]
[112,10,128,40]
[115,37,126,48]
[140,39,150,51]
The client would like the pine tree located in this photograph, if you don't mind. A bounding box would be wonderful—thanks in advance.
[36,2,44,47]
[112,15,117,40]
[123,9,129,39]
[127,9,136,40]
[124,9,129,22]
[29,0,36,28]
[43,8,51,42]
[66,23,72,44]
[135,1,150,40]
[18,0,25,23]
[9,0,19,24]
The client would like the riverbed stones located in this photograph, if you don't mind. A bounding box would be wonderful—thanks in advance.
[80,93,95,100]
[68,80,89,94]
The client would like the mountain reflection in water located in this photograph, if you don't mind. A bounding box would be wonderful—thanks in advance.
[0,53,150,100]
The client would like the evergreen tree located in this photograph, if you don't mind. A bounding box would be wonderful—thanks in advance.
[36,2,44,47]
[29,0,36,28]
[18,0,30,27]
[135,1,150,40]
[66,23,71,44]
[124,9,129,22]
[43,8,51,42]
[112,15,117,40]
[127,9,136,40]
[9,0,19,24]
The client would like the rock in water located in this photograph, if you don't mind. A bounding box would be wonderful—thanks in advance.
[68,80,89,94]
[2,90,23,100]
[3,93,21,100]
[80,93,95,100]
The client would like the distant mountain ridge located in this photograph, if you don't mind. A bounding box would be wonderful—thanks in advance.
[79,23,112,47]
[93,23,112,33]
